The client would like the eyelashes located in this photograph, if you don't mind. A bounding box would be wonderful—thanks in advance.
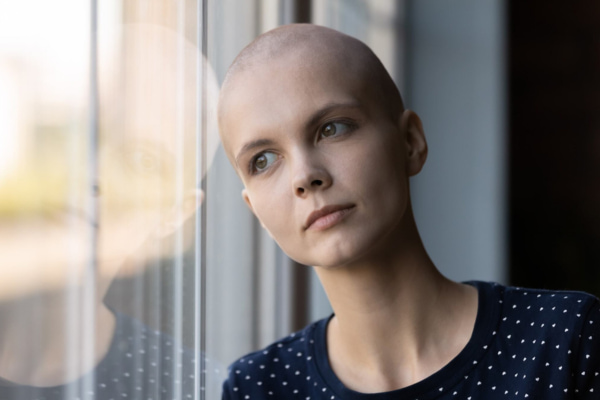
[246,119,358,176]
[319,120,355,138]
[249,151,278,174]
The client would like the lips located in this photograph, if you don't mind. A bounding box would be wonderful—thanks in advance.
[304,204,355,230]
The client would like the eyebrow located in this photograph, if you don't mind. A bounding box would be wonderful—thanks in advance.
[303,101,363,131]
[235,138,277,168]
[234,101,363,168]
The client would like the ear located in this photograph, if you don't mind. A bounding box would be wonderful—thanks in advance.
[242,188,270,232]
[399,109,428,176]
[241,188,254,215]
[157,189,204,237]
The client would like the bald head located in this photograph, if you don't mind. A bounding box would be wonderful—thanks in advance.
[215,24,428,267]
[218,24,404,155]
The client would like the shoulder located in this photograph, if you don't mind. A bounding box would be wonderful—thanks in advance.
[459,282,600,397]
[495,282,599,317]
[225,320,320,381]
[469,281,600,351]
[108,311,226,397]
[470,280,599,315]
[477,282,600,357]
[493,284,600,395]
[222,317,328,399]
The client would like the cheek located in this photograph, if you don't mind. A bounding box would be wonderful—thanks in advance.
[346,131,407,191]
[98,210,162,260]
[249,174,314,264]
[251,177,295,242]
[343,131,410,223]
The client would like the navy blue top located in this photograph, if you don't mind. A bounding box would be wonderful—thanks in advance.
[0,311,224,400]
[222,281,600,399]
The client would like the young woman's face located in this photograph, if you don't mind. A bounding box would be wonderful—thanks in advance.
[220,51,418,268]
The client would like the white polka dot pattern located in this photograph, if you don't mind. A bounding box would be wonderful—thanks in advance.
[0,312,224,400]
[222,281,600,399]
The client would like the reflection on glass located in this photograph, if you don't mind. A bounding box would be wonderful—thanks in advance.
[0,1,219,399]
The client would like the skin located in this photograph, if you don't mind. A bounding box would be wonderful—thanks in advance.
[219,24,479,393]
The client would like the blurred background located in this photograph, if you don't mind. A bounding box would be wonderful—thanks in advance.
[0,0,598,399]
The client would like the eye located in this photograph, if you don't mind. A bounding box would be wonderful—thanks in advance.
[129,149,161,175]
[251,151,278,174]
[320,121,353,138]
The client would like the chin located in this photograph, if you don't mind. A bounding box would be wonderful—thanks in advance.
[294,234,378,269]
[321,218,408,269]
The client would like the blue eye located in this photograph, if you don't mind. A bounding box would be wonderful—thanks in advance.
[251,151,278,173]
[320,121,353,138]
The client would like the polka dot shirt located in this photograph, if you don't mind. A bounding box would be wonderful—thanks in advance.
[222,281,600,399]
[0,311,222,400]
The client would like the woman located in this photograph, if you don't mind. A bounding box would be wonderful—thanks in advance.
[218,24,600,399]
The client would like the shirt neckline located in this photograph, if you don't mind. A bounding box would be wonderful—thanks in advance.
[311,280,500,400]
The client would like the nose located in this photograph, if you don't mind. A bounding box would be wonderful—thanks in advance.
[292,155,332,197]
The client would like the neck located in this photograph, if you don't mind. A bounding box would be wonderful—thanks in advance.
[314,213,478,392]
[0,287,116,387]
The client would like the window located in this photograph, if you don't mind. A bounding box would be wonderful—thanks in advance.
[0,1,406,398]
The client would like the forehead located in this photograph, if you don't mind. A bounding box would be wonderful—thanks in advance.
[100,25,220,168]
[219,50,374,159]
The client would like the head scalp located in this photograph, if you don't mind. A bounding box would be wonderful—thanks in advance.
[218,24,404,147]
[224,24,353,78]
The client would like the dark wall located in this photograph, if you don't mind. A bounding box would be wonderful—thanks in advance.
[509,2,600,296]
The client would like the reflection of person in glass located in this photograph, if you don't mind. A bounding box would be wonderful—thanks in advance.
[0,25,219,399]
[218,24,600,399]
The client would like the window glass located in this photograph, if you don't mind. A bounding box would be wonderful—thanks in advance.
[0,0,219,398]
